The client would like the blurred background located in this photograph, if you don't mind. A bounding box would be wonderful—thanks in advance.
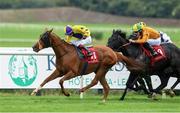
[0,0,180,47]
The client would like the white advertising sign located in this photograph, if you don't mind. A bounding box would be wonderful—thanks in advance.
[0,47,179,89]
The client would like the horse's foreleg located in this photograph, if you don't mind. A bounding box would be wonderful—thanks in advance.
[99,75,110,102]
[144,75,153,93]
[31,69,60,95]
[120,87,128,101]
[59,71,75,96]
[168,78,179,97]
[120,72,138,100]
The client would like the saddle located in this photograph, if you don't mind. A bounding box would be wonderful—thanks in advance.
[142,45,167,66]
[76,46,99,64]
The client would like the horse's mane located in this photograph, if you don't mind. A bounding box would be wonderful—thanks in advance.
[107,29,141,54]
[114,30,127,39]
[107,29,127,48]
[51,32,74,47]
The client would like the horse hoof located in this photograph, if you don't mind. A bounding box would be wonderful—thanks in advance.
[119,98,124,101]
[79,88,84,93]
[98,100,106,105]
[152,94,158,100]
[151,93,158,100]
[31,91,36,96]
[64,93,70,97]
[169,91,175,98]
[161,91,167,99]
[102,99,106,102]
[147,94,152,98]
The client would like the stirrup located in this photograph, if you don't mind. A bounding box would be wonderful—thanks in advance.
[152,52,158,57]
[87,52,92,56]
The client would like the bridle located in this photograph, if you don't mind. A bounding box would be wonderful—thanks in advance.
[40,32,73,58]
[115,34,131,50]
[118,42,131,49]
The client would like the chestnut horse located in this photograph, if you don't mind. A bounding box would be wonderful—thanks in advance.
[31,29,143,102]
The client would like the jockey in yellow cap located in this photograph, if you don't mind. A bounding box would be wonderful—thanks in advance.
[129,22,172,57]
[64,25,92,56]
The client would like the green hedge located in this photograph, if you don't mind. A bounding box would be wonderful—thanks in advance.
[91,31,103,40]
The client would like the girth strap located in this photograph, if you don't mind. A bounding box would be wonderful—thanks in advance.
[80,62,88,76]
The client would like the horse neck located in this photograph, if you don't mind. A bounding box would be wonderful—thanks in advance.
[50,34,74,58]
[121,43,142,58]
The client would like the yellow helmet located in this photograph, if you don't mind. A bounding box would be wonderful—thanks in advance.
[132,22,146,32]
[138,22,146,27]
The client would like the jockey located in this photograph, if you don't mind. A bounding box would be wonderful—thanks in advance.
[64,25,92,56]
[129,22,172,57]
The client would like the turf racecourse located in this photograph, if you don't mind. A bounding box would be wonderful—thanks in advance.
[0,93,180,112]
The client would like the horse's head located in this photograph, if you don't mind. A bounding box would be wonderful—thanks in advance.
[107,29,128,51]
[32,29,53,52]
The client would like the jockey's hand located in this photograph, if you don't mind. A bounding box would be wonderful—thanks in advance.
[129,34,138,40]
[82,36,86,39]
[129,39,136,43]
[78,44,84,48]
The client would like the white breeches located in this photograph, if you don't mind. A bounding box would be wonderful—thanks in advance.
[159,31,172,43]
[71,36,92,46]
[147,32,172,46]
[147,38,161,46]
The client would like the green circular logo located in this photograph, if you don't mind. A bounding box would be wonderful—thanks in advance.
[8,55,38,86]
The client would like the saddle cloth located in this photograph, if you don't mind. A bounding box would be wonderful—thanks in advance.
[142,45,167,65]
[76,47,99,64]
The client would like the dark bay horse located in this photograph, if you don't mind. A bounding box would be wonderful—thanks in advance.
[107,30,180,100]
[31,29,144,102]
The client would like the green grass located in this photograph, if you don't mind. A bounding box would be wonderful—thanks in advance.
[0,92,180,112]
[0,22,180,47]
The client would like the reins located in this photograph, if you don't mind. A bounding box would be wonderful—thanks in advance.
[117,42,131,50]
[51,39,74,58]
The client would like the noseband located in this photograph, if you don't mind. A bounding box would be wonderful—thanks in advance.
[115,34,131,50]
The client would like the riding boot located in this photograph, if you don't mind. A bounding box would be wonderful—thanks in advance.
[78,45,92,57]
[84,46,92,56]
[143,43,158,57]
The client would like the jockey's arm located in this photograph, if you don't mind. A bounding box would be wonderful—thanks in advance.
[134,32,149,43]
[65,35,72,43]
[82,28,90,39]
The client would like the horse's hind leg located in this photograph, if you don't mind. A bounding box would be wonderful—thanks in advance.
[31,69,60,95]
[80,68,106,93]
[99,75,110,102]
[79,75,99,93]
[168,78,180,97]
[144,75,153,93]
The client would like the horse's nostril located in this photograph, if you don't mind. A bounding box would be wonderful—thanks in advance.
[32,46,38,52]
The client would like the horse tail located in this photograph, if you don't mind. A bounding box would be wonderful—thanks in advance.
[115,52,145,71]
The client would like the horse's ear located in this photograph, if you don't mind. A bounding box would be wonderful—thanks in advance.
[113,29,115,33]
[49,28,53,33]
[44,28,48,31]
